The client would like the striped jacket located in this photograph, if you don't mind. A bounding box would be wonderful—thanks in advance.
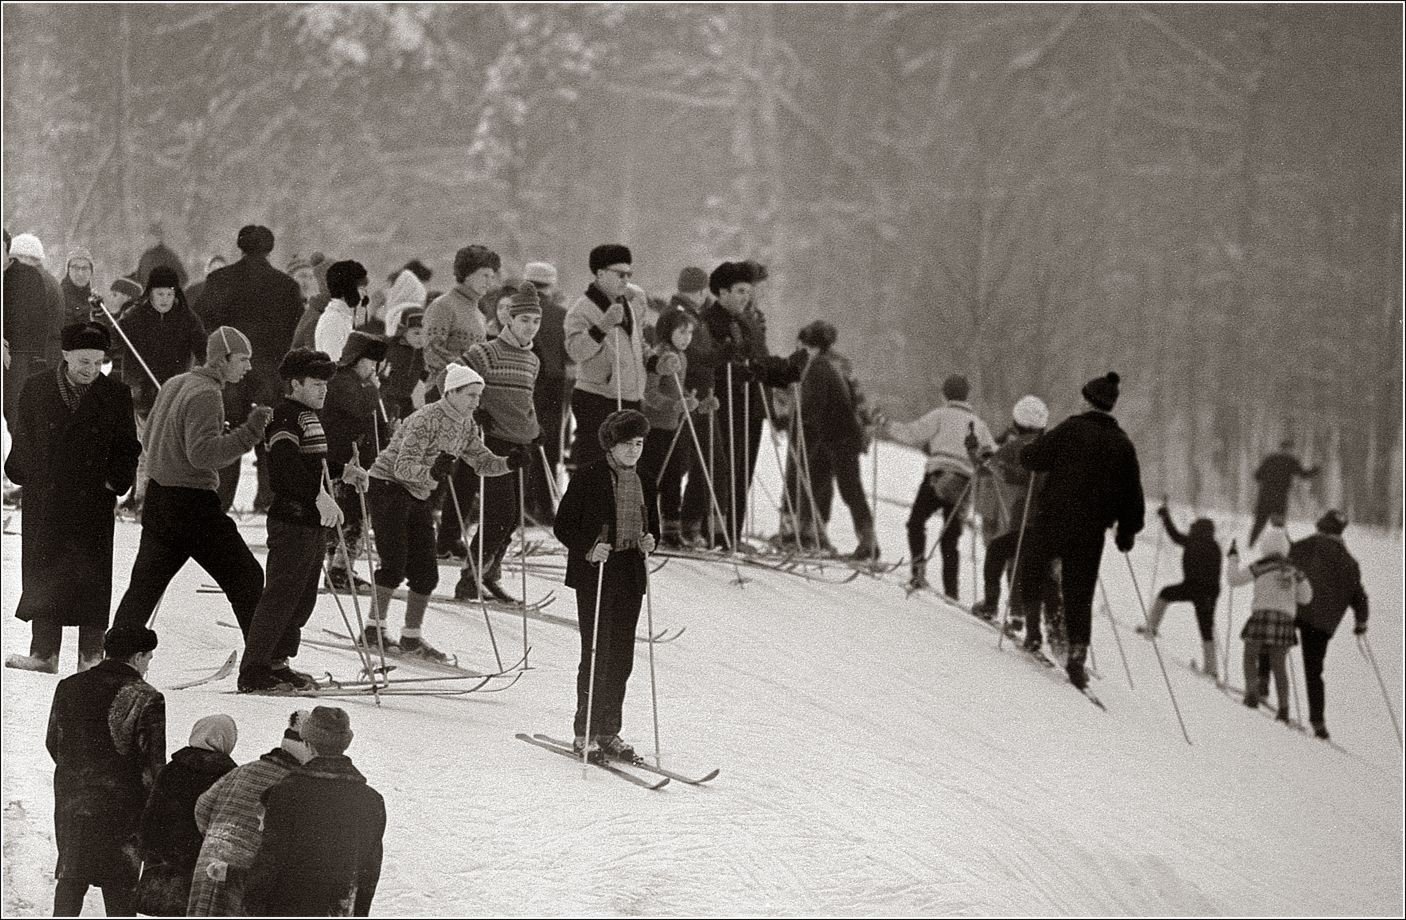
[466,328,540,445]
[265,396,328,527]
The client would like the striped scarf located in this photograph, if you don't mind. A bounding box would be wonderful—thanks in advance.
[606,452,645,549]
[56,364,91,413]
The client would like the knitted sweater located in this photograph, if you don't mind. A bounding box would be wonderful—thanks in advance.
[466,328,540,445]
[423,284,488,384]
[144,366,263,491]
[1227,554,1313,615]
[888,400,995,477]
[642,345,689,431]
[367,399,508,500]
[265,397,328,527]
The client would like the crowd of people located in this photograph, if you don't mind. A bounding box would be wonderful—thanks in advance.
[1,223,1374,915]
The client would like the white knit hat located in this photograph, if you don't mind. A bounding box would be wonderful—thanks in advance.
[523,261,558,285]
[1012,395,1049,430]
[9,233,45,262]
[443,362,484,392]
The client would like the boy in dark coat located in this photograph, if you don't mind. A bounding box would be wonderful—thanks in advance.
[1137,505,1223,675]
[5,322,141,673]
[246,707,386,917]
[553,409,661,760]
[136,714,238,916]
[46,625,166,917]
[323,331,389,590]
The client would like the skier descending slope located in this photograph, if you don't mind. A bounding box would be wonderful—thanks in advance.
[1016,372,1145,689]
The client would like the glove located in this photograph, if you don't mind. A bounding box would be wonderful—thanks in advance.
[698,394,720,414]
[587,542,612,564]
[315,489,344,528]
[1354,622,1368,636]
[430,453,458,482]
[1157,505,1170,519]
[639,533,657,555]
[1114,529,1135,553]
[656,351,682,377]
[682,393,700,414]
[472,407,493,434]
[786,346,808,378]
[963,431,980,454]
[504,445,530,471]
[245,405,274,437]
[597,301,626,329]
[341,462,370,493]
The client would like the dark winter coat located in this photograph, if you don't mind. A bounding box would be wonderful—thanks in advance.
[799,350,865,451]
[46,659,166,885]
[1020,410,1145,541]
[136,243,189,288]
[985,428,1045,537]
[1160,511,1221,593]
[324,367,384,476]
[117,298,208,414]
[136,745,237,917]
[381,339,425,421]
[60,275,95,326]
[532,291,570,382]
[553,459,661,597]
[699,301,804,421]
[193,254,303,404]
[3,260,60,365]
[1254,451,1318,511]
[1288,533,1369,636]
[5,366,141,628]
[245,755,386,918]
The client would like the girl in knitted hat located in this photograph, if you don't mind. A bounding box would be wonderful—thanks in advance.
[1227,528,1312,719]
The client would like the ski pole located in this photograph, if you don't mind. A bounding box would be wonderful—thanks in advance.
[1224,539,1238,685]
[996,478,1034,650]
[319,558,380,699]
[969,470,980,608]
[1358,634,1404,747]
[94,300,160,390]
[743,380,753,544]
[654,422,687,489]
[582,525,609,765]
[1097,575,1135,691]
[613,326,623,411]
[707,411,716,549]
[674,374,733,554]
[921,476,975,574]
[1286,650,1304,727]
[726,364,738,552]
[449,473,504,671]
[644,546,663,768]
[791,380,826,551]
[538,444,561,507]
[1124,553,1192,745]
[1150,493,1167,590]
[348,445,390,682]
[755,379,805,551]
[518,467,529,665]
[321,462,382,703]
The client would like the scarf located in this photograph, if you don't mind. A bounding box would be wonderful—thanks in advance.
[606,452,645,549]
[56,364,91,413]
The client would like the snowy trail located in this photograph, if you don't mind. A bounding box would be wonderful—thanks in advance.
[2,437,1401,915]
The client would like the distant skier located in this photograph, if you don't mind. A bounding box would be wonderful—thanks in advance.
[1288,509,1369,741]
[1016,372,1145,689]
[1249,439,1320,546]
[1136,504,1223,676]
[1227,528,1312,720]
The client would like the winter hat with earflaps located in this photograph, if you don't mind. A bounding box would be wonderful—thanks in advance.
[110,277,143,300]
[942,374,970,401]
[589,243,632,274]
[1012,395,1049,431]
[189,714,239,756]
[206,326,252,363]
[677,266,708,294]
[61,321,111,353]
[338,331,388,368]
[1316,509,1348,536]
[65,247,94,272]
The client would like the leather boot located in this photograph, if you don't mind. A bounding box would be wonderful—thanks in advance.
[1201,640,1219,678]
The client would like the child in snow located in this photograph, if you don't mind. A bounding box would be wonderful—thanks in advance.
[1136,505,1223,676]
[1227,528,1312,719]
[640,307,703,548]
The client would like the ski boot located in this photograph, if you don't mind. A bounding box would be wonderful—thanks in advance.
[481,577,518,605]
[1065,644,1090,690]
[1200,640,1219,679]
[237,666,296,694]
[906,562,930,593]
[399,633,452,664]
[1022,633,1043,655]
[1311,721,1330,741]
[1275,706,1291,723]
[326,566,370,593]
[5,653,58,674]
[362,623,399,653]
[572,736,601,758]
[595,734,639,762]
[850,526,881,562]
[271,661,319,691]
[1135,597,1167,638]
[970,599,998,621]
[453,571,482,601]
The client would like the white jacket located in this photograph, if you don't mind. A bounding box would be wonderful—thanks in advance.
[888,400,995,477]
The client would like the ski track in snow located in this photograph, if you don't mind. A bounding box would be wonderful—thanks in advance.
[2,436,1402,915]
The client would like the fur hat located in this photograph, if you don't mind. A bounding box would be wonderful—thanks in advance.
[1082,372,1120,412]
[655,307,697,348]
[443,362,484,393]
[1316,509,1348,536]
[279,347,337,381]
[339,331,388,368]
[506,285,542,317]
[708,261,751,295]
[189,714,239,756]
[453,244,501,282]
[146,265,182,292]
[797,320,837,351]
[236,225,275,256]
[589,243,633,274]
[523,261,558,286]
[302,706,354,755]
[109,277,143,300]
[60,321,111,353]
[9,233,44,262]
[942,374,970,401]
[597,408,651,450]
[326,259,368,304]
[104,625,158,658]
[65,247,94,271]
[742,259,769,283]
[677,266,709,294]
[1259,529,1290,559]
[207,326,253,363]
[1012,395,1048,430]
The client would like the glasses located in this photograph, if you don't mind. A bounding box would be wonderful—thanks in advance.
[604,268,633,280]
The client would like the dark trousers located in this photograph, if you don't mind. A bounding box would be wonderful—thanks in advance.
[807,440,872,535]
[326,481,366,568]
[467,436,522,582]
[527,377,567,521]
[113,482,264,633]
[1018,525,1105,648]
[641,426,690,534]
[570,390,640,471]
[1299,623,1332,725]
[680,410,718,538]
[994,532,1062,639]
[1248,499,1287,546]
[906,472,968,597]
[1158,582,1219,641]
[434,460,480,550]
[215,442,272,514]
[28,621,104,664]
[367,477,439,595]
[54,878,135,917]
[573,554,644,738]
[242,519,325,671]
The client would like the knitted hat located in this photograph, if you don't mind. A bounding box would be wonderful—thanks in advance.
[655,307,697,347]
[453,244,501,282]
[207,326,253,363]
[1260,529,1290,559]
[443,362,484,392]
[597,408,651,450]
[302,706,354,755]
[146,265,182,291]
[104,625,158,658]
[708,261,751,295]
[278,347,337,381]
[189,714,239,756]
[677,266,708,294]
[286,254,312,275]
[523,261,558,286]
[1316,509,1348,536]
[1012,395,1048,430]
[339,331,388,368]
[942,374,970,401]
[236,225,275,256]
[65,247,94,271]
[326,259,368,304]
[9,233,44,262]
[589,243,632,274]
[797,320,837,351]
[507,285,542,317]
[60,321,111,353]
[110,277,143,300]
[1082,372,1120,411]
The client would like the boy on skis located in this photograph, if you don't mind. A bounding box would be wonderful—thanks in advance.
[321,331,388,591]
[1227,528,1312,720]
[1136,504,1223,676]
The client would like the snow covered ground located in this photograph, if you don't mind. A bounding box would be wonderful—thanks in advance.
[3,435,1402,916]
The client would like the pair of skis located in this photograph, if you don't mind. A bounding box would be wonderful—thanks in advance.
[515,733,718,790]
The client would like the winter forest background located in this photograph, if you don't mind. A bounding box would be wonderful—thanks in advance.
[3,3,1402,526]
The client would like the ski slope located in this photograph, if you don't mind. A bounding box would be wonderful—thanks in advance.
[2,436,1402,916]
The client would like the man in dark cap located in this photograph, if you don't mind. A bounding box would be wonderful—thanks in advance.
[322,330,389,590]
[5,322,141,673]
[1289,509,1370,740]
[1249,439,1321,546]
[194,225,303,512]
[1017,372,1145,689]
[46,624,165,917]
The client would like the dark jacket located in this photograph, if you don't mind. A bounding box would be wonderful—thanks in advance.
[136,243,189,288]
[194,254,303,404]
[1159,510,1221,593]
[553,459,661,596]
[699,301,804,421]
[532,291,570,381]
[1020,410,1145,541]
[1254,451,1319,510]
[984,427,1044,537]
[136,745,237,917]
[3,260,59,361]
[799,350,865,451]
[1289,533,1369,636]
[6,367,141,627]
[117,298,208,414]
[60,275,95,326]
[265,397,328,528]
[46,660,166,885]
[324,367,384,476]
[246,755,386,917]
[381,339,425,421]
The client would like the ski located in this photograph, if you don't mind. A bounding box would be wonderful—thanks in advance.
[534,735,718,785]
[515,733,670,790]
[225,683,490,698]
[167,650,239,690]
[318,629,530,677]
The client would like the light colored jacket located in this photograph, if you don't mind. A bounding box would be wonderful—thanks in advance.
[424,284,488,386]
[887,400,995,477]
[314,298,354,362]
[1227,555,1313,615]
[564,283,648,403]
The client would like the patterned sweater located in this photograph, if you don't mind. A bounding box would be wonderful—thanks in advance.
[423,285,488,388]
[265,396,328,527]
[193,749,302,868]
[367,399,509,500]
[1227,555,1313,615]
[466,327,540,445]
